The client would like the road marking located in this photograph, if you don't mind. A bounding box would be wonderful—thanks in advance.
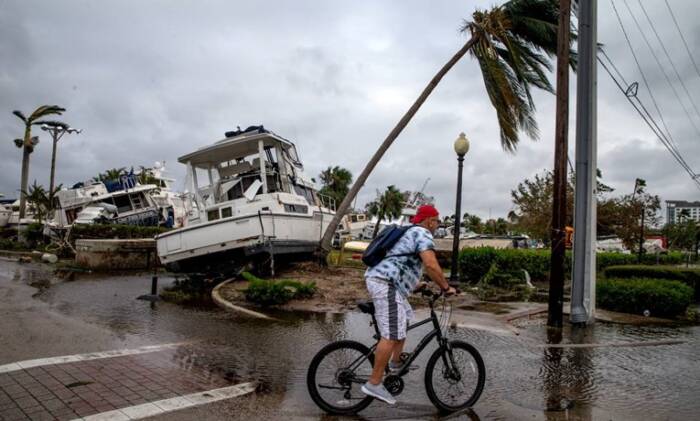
[0,343,188,373]
[73,382,257,421]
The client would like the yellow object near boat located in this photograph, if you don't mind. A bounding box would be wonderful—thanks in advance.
[343,241,369,252]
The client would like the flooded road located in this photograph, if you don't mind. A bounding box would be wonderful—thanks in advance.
[3,260,700,420]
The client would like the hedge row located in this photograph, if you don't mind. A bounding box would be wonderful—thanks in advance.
[604,265,700,301]
[71,224,170,240]
[458,247,686,283]
[597,278,693,318]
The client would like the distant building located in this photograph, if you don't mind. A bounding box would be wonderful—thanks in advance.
[666,200,700,224]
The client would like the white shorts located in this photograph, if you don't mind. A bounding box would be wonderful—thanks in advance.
[365,277,414,340]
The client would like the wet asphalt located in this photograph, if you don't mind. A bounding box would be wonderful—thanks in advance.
[1,258,700,421]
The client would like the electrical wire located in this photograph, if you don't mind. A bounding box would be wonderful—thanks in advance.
[571,3,699,190]
[611,0,684,154]
[664,0,700,86]
[598,51,700,191]
[632,0,700,132]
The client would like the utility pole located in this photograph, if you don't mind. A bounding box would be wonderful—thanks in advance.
[638,204,645,263]
[571,0,598,325]
[547,0,571,328]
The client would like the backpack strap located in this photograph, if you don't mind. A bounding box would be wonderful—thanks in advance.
[381,225,419,260]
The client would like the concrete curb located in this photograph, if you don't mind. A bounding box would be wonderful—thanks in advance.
[211,278,279,321]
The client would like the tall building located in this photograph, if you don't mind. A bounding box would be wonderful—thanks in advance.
[666,200,700,224]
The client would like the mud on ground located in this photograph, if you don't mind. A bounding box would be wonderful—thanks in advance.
[217,262,482,314]
[217,262,371,313]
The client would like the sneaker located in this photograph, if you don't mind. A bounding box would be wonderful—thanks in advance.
[361,382,397,405]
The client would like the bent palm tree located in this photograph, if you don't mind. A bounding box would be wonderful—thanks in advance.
[319,0,573,255]
[13,105,66,219]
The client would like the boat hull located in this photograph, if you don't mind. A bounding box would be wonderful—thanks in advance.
[156,211,332,272]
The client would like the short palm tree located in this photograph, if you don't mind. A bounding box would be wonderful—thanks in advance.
[21,181,62,223]
[367,185,405,238]
[94,167,127,182]
[319,0,573,255]
[12,105,66,219]
[318,166,353,208]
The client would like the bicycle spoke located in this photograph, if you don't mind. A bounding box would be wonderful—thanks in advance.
[314,347,373,410]
[429,345,482,409]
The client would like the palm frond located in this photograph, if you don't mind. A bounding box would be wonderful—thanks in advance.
[12,110,27,123]
[461,0,575,150]
[29,105,66,122]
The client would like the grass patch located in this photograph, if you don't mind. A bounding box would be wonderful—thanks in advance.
[241,271,317,306]
[327,250,366,268]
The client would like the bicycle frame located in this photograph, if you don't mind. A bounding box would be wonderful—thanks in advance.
[343,296,452,383]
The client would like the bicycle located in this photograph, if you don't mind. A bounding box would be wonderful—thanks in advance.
[307,287,485,415]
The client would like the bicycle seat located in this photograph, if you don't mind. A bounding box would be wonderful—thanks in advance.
[357,301,375,315]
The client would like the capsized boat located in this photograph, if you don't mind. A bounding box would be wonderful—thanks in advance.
[156,126,336,273]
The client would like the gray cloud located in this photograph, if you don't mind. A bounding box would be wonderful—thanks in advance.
[1,0,699,223]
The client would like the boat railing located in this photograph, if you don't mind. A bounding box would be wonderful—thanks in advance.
[317,193,336,212]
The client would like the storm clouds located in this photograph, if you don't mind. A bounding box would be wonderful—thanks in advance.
[1,0,699,221]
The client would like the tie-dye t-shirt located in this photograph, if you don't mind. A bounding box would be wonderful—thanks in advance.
[364,226,435,297]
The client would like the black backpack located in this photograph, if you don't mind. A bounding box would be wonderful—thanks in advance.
[362,225,416,267]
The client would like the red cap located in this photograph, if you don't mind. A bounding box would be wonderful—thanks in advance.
[411,205,439,224]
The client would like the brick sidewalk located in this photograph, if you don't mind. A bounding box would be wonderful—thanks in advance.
[0,348,232,421]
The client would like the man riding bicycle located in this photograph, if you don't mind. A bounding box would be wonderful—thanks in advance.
[361,204,457,404]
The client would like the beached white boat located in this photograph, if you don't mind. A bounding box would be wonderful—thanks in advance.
[156,126,335,272]
[139,162,189,228]
[52,181,160,227]
[0,196,11,228]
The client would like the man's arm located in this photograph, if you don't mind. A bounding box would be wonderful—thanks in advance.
[419,250,456,294]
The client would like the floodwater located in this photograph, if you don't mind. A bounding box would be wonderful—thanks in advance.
[23,267,700,420]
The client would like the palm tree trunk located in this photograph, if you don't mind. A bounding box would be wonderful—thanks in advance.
[318,36,478,256]
[547,0,571,328]
[18,127,31,220]
[372,210,385,239]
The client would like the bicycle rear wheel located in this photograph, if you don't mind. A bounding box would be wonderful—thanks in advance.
[424,340,485,413]
[307,340,375,415]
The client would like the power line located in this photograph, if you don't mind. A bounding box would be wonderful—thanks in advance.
[610,0,700,170]
[610,0,682,153]
[571,4,700,190]
[598,51,700,191]
[633,0,700,130]
[664,0,700,85]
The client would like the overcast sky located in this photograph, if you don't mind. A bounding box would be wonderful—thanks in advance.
[1,0,699,222]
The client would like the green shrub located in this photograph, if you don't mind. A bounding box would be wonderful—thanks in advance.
[459,247,683,284]
[0,237,24,251]
[459,247,499,282]
[25,223,46,246]
[596,253,636,271]
[604,265,700,300]
[71,224,169,240]
[242,272,317,306]
[597,278,693,318]
[639,251,684,265]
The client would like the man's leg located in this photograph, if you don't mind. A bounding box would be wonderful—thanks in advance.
[369,338,397,385]
[391,339,406,365]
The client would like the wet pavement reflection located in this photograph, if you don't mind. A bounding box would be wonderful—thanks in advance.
[20,268,700,420]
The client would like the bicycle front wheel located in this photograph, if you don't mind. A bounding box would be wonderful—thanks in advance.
[307,340,375,415]
[425,340,485,413]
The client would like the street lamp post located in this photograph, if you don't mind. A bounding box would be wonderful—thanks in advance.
[450,132,470,286]
[41,123,81,196]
